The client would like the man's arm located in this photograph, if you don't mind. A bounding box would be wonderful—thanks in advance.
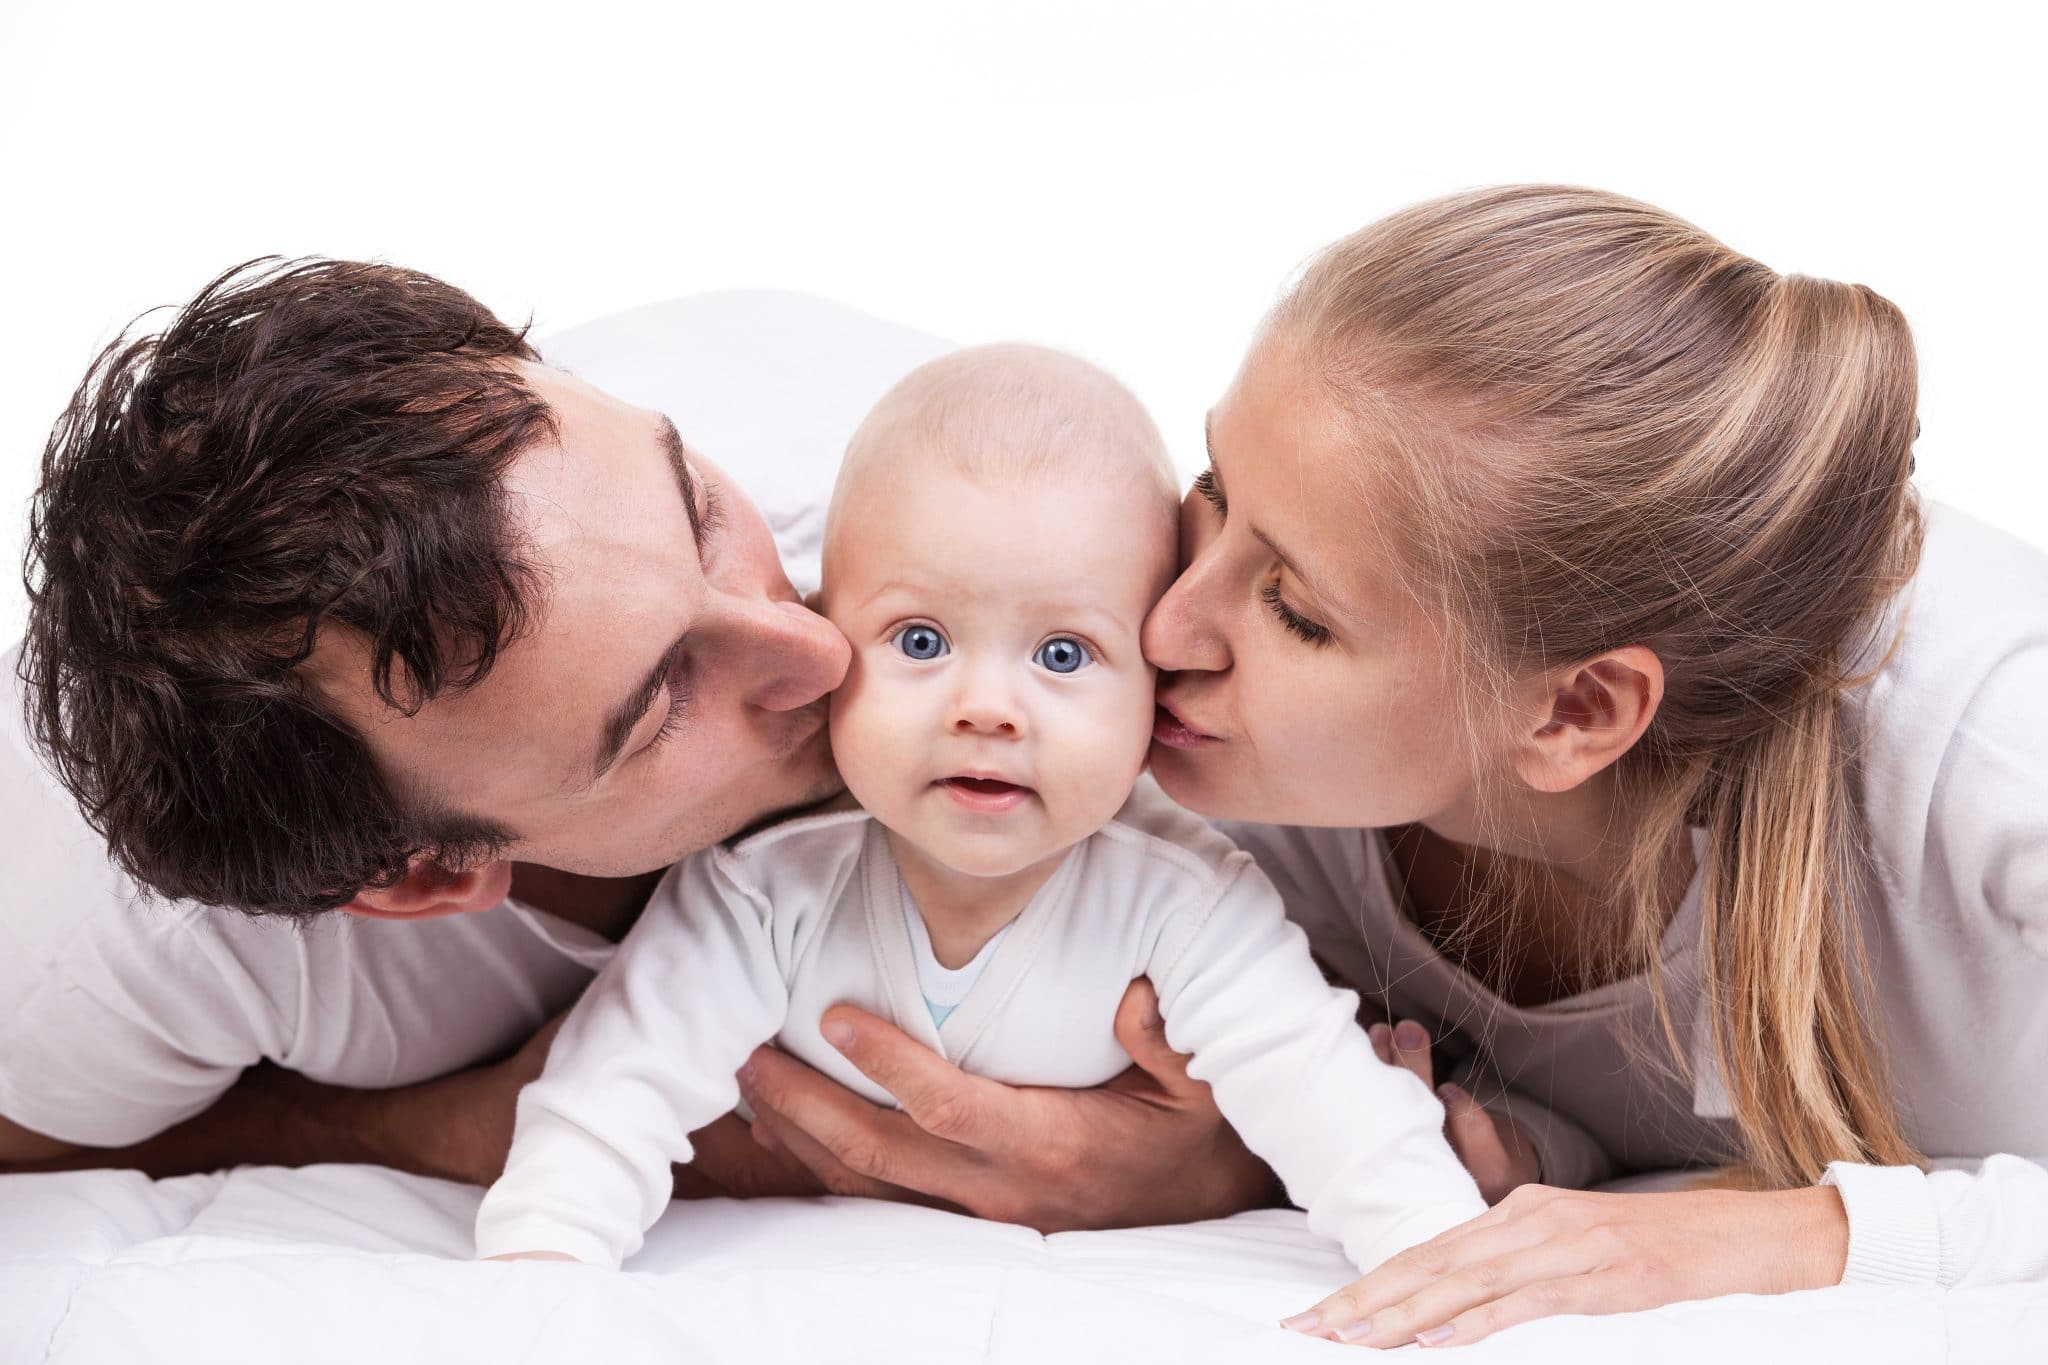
[0,1030,546,1184]
[0,1015,824,1198]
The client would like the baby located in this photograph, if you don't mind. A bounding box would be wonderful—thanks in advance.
[474,345,1485,1269]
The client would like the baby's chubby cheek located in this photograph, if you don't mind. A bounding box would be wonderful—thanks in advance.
[824,657,893,804]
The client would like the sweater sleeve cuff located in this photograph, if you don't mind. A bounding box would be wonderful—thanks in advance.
[1820,1161,1941,1286]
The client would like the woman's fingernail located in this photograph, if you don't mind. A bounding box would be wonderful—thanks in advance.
[737,1063,757,1089]
[1368,1022,1391,1047]
[1335,1319,1375,1342]
[823,1018,855,1049]
[1278,1311,1321,1333]
[1416,1324,1454,1346]
[1438,1082,1467,1107]
[1394,1020,1428,1049]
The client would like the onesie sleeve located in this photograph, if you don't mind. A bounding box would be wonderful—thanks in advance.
[1150,855,1487,1273]
[473,847,788,1267]
[1822,639,2048,1290]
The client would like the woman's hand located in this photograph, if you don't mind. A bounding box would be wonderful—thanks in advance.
[1367,1019,1540,1203]
[1284,1180,1849,1347]
[735,977,1281,1232]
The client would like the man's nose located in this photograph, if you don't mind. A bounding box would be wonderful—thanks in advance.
[741,596,851,712]
[948,663,1023,737]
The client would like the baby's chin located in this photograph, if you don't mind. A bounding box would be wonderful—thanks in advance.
[904,827,1074,882]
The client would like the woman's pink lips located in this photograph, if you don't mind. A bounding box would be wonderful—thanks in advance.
[937,775,1032,812]
[1151,701,1223,749]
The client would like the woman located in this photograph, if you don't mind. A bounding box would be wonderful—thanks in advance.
[738,186,2048,1345]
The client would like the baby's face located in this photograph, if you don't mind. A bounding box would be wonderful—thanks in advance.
[824,462,1171,881]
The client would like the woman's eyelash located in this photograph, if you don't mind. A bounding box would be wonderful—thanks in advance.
[1262,582,1333,647]
[1196,467,1329,647]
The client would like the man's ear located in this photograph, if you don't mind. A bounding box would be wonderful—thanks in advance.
[342,858,514,920]
[1511,645,1665,794]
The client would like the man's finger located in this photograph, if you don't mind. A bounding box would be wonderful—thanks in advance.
[816,1005,1012,1148]
[1391,1019,1434,1089]
[1109,977,1206,1102]
[1438,1083,1515,1201]
[745,1101,932,1205]
[741,1040,987,1200]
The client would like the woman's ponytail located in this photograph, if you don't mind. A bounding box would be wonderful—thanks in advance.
[1696,684,1921,1186]
[1283,186,1928,1186]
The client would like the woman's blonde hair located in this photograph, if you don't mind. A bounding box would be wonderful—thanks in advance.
[1276,185,1925,1187]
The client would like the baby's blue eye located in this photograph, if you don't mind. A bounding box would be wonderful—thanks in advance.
[1033,637,1091,674]
[894,625,948,661]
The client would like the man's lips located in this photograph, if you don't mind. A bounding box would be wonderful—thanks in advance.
[1152,699,1223,750]
[936,774,1033,813]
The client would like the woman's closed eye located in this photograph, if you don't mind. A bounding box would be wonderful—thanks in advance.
[1195,467,1334,648]
[1262,582,1333,647]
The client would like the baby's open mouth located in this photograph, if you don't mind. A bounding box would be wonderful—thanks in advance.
[943,776,1026,795]
[936,775,1033,811]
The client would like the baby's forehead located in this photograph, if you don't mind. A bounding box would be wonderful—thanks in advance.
[828,465,1173,613]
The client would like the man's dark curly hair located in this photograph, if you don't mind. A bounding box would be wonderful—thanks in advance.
[19,257,557,916]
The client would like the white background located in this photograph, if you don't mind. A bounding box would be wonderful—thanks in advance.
[2,0,2041,644]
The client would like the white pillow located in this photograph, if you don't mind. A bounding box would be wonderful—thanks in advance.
[537,290,955,596]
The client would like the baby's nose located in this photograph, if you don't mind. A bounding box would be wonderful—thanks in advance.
[948,680,1023,736]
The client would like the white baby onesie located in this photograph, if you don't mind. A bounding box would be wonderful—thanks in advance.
[475,779,1486,1268]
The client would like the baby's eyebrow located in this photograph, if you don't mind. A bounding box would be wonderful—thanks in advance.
[857,580,929,608]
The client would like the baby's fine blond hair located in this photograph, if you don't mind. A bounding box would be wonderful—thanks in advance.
[827,344,1176,559]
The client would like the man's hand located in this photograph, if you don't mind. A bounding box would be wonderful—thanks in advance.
[736,977,1280,1232]
[1366,1020,1541,1204]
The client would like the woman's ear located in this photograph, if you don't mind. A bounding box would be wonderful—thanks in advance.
[1511,645,1664,794]
[342,857,514,920]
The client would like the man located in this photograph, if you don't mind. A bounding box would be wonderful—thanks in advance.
[0,259,1269,1230]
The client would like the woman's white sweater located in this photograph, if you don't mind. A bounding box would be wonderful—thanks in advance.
[1226,501,2048,1291]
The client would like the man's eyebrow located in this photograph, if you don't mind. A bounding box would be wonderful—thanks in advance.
[586,635,688,790]
[1204,412,1343,611]
[575,415,708,793]
[658,415,709,554]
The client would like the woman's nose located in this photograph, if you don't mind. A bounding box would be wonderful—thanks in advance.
[743,597,852,712]
[1143,542,1233,675]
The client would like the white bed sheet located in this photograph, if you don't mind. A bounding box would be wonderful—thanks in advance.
[3,1164,2040,1364]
